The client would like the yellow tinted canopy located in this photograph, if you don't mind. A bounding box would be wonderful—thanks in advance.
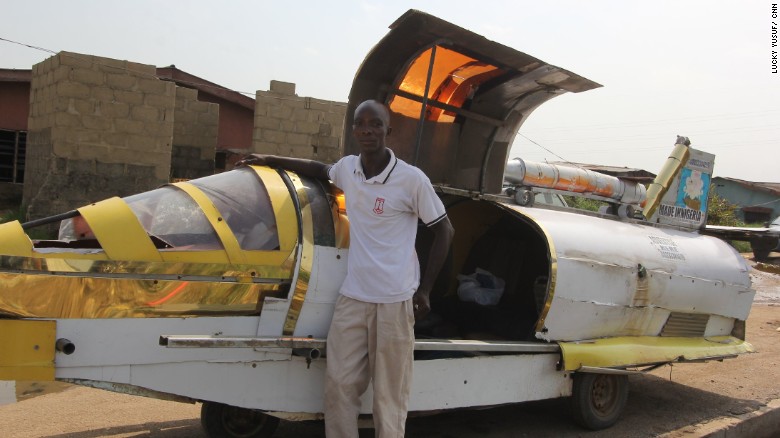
[345,10,601,193]
[390,45,506,122]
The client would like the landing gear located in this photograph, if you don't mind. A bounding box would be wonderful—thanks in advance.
[570,373,629,430]
[514,189,535,207]
[201,401,280,438]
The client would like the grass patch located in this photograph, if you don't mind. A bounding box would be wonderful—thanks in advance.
[0,206,55,240]
[754,262,780,275]
[0,207,25,224]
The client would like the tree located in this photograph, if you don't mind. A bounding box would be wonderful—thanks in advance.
[706,188,745,227]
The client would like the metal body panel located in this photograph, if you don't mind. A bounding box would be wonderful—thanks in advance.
[53,350,567,414]
[501,204,753,341]
[559,336,752,371]
[0,319,55,380]
[292,246,346,338]
[705,315,737,337]
[0,381,15,406]
[53,318,288,369]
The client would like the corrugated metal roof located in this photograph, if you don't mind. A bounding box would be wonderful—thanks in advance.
[0,69,32,82]
[155,66,255,110]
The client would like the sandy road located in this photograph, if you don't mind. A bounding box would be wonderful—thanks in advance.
[1,262,778,438]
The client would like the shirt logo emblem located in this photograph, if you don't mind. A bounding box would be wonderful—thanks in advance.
[373,197,385,215]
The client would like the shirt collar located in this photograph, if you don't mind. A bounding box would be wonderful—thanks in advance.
[355,148,398,184]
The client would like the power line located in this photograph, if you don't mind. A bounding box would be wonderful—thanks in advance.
[528,109,780,132]
[0,36,268,100]
[0,36,57,54]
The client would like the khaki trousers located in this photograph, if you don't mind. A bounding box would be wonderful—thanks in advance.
[324,295,415,438]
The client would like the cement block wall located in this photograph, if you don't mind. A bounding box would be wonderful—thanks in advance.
[253,80,346,163]
[171,86,218,180]
[23,52,175,222]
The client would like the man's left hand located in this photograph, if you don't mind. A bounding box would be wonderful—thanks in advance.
[412,290,431,321]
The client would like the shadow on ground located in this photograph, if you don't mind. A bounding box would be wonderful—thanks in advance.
[41,373,761,438]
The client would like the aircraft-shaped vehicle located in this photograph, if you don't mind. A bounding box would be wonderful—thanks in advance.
[0,10,754,436]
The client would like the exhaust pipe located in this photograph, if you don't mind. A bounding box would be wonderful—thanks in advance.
[55,338,75,355]
[293,348,321,360]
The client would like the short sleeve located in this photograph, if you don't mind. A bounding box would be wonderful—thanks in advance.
[415,171,447,226]
[327,157,348,188]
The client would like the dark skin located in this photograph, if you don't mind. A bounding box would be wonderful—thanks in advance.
[237,100,454,320]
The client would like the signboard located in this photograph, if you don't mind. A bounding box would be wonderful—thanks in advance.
[654,148,715,230]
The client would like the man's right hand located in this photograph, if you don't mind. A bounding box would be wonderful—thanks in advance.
[236,154,275,167]
[235,154,331,181]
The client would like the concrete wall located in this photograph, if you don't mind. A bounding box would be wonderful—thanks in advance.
[23,52,175,221]
[171,86,218,180]
[253,80,346,164]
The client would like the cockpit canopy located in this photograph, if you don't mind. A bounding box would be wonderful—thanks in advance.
[345,10,600,194]
[56,168,281,254]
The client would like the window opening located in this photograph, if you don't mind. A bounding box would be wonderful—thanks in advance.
[0,129,26,183]
[389,46,506,122]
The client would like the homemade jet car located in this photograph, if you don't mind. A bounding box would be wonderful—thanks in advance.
[0,9,754,436]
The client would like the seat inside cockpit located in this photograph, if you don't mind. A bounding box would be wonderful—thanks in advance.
[415,198,551,345]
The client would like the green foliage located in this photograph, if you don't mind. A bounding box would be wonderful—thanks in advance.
[0,207,25,224]
[562,195,606,212]
[731,240,752,253]
[0,206,53,240]
[706,188,746,227]
[705,188,755,253]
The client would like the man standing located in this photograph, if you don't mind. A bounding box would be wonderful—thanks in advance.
[238,100,454,437]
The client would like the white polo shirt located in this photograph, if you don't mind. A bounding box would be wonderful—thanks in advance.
[327,149,447,303]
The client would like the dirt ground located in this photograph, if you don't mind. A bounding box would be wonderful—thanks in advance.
[1,255,778,438]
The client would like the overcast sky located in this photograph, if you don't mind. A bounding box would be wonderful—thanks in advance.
[3,1,779,182]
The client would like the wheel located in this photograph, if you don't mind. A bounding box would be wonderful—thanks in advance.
[570,373,629,430]
[201,401,280,438]
[753,249,770,261]
[514,189,535,206]
[751,237,777,261]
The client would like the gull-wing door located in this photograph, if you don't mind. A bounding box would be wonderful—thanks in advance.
[344,9,601,194]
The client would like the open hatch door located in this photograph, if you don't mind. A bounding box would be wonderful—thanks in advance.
[345,9,601,194]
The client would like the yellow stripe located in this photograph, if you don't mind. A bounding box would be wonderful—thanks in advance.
[79,197,161,262]
[283,170,314,336]
[0,320,56,381]
[0,221,33,257]
[559,335,753,371]
[249,166,298,252]
[173,182,245,264]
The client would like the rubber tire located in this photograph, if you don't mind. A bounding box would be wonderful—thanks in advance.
[751,237,777,261]
[753,248,770,262]
[515,189,535,207]
[201,401,280,438]
[570,373,629,430]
